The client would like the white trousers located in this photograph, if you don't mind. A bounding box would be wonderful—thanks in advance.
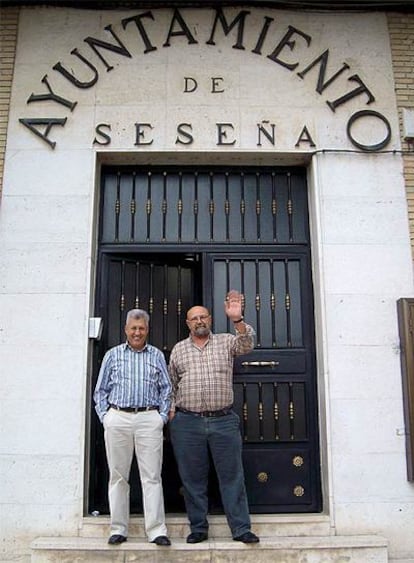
[103,408,168,541]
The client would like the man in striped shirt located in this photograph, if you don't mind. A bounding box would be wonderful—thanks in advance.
[168,290,260,545]
[94,309,172,547]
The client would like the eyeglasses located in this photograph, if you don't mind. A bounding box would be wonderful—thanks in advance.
[187,314,210,322]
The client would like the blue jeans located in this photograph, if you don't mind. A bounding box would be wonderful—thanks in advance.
[169,410,251,538]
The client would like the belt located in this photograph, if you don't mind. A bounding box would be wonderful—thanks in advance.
[176,406,232,418]
[109,404,158,413]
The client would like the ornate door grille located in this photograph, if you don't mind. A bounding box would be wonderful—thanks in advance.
[100,167,309,245]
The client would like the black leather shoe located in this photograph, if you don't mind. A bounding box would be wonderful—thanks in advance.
[152,535,171,546]
[108,534,127,545]
[186,532,208,543]
[233,531,260,543]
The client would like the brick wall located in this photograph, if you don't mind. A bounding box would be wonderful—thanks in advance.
[388,13,414,261]
[0,7,19,200]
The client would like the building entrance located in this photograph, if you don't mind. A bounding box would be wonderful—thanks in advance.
[88,166,321,514]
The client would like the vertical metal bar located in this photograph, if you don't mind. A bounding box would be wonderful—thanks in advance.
[255,259,261,347]
[284,259,292,347]
[134,260,141,309]
[130,172,136,242]
[243,382,248,441]
[269,259,276,348]
[209,172,214,242]
[177,265,182,341]
[240,259,245,314]
[194,172,199,243]
[119,259,126,342]
[162,172,167,242]
[273,382,279,441]
[258,381,264,441]
[163,265,168,350]
[289,382,295,440]
[178,172,183,242]
[225,259,230,332]
[256,172,261,242]
[146,172,152,243]
[240,172,245,242]
[225,172,230,242]
[271,171,277,242]
[115,171,121,242]
[287,172,294,243]
[148,263,154,342]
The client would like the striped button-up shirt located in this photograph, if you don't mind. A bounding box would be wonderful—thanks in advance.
[94,342,172,423]
[168,326,255,412]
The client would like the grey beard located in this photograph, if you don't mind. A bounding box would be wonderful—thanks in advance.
[194,326,210,337]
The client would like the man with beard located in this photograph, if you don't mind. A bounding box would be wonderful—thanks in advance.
[168,290,259,545]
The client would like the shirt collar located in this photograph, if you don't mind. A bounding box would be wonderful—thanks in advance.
[189,333,211,349]
[124,341,148,353]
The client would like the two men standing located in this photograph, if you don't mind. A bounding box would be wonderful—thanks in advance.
[94,291,259,546]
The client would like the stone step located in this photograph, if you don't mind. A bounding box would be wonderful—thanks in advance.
[31,534,388,563]
[79,514,333,539]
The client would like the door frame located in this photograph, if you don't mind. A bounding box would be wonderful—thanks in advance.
[86,161,324,515]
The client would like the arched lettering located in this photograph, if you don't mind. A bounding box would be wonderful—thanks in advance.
[121,11,157,54]
[267,26,311,71]
[27,75,77,110]
[297,50,350,94]
[19,117,67,149]
[84,24,132,72]
[206,8,250,50]
[163,9,197,47]
[346,110,391,151]
[53,48,99,88]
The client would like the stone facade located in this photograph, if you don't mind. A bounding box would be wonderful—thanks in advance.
[0,5,413,563]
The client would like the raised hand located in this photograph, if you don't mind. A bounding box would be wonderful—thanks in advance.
[224,290,244,321]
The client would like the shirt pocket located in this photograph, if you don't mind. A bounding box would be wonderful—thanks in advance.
[111,357,132,384]
[143,365,160,386]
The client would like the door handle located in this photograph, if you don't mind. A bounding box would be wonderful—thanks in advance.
[241,361,279,367]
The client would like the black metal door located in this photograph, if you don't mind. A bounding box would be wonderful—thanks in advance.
[88,166,321,514]
[88,253,200,514]
[206,252,319,512]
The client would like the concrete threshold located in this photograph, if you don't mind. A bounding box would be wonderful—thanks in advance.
[31,533,388,563]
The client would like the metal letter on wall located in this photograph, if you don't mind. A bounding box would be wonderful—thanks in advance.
[397,298,414,481]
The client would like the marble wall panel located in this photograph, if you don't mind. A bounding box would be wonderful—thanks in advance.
[322,244,413,294]
[1,455,81,505]
[1,150,95,197]
[0,195,91,244]
[329,398,406,455]
[326,344,403,401]
[0,243,89,294]
[324,294,403,347]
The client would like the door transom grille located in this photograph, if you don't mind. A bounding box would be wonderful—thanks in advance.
[100,167,309,245]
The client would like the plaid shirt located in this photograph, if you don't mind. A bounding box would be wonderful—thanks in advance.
[168,326,255,412]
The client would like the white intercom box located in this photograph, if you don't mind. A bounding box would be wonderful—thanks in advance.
[402,108,414,140]
[88,317,103,340]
